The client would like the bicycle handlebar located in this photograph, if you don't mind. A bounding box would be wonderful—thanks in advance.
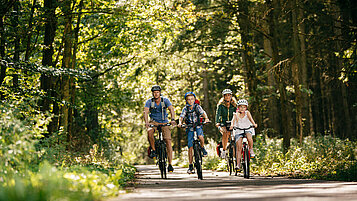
[233,125,255,130]
[180,121,210,128]
[149,123,171,128]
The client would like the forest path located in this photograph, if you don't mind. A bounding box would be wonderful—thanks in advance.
[110,165,357,201]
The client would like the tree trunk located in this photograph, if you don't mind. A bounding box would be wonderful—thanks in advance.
[24,0,37,62]
[12,1,19,89]
[41,0,57,136]
[68,0,83,139]
[263,4,280,133]
[61,0,73,142]
[332,1,352,138]
[0,16,6,99]
[237,0,258,119]
[292,0,303,144]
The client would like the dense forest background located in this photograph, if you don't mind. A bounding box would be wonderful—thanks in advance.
[0,0,356,199]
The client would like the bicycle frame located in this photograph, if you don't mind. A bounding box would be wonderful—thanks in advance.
[220,121,237,176]
[149,123,171,179]
[182,122,208,180]
[233,125,254,179]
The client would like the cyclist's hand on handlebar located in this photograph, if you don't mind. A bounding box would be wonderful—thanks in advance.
[177,123,182,128]
[170,120,177,126]
[204,119,211,124]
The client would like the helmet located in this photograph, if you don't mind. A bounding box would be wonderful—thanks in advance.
[151,85,161,92]
[237,99,248,106]
[184,92,196,100]
[222,89,232,95]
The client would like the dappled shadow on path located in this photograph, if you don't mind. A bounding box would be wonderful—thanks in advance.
[110,165,357,201]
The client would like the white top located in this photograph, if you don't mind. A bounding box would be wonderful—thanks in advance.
[233,112,255,136]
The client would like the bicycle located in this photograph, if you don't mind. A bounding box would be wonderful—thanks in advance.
[233,125,254,179]
[220,121,237,176]
[181,122,208,180]
[149,123,171,179]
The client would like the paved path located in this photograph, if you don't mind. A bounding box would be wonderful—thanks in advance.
[110,165,357,201]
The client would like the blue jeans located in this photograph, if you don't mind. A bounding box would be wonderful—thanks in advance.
[186,126,204,148]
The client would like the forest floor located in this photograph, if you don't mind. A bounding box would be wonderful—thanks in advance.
[109,165,357,201]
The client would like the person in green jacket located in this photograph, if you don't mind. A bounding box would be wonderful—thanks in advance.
[215,89,238,159]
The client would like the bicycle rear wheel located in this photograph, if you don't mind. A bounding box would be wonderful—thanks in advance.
[243,146,250,179]
[194,144,203,180]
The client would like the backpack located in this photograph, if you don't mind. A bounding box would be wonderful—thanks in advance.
[184,100,203,124]
[149,96,166,121]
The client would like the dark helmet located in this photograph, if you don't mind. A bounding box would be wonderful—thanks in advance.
[151,85,161,92]
[184,92,196,99]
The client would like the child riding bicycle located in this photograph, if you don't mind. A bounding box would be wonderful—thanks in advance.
[229,99,257,170]
[178,92,210,174]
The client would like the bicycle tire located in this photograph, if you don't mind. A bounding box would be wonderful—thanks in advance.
[233,145,238,176]
[243,146,250,179]
[161,142,167,179]
[158,142,167,179]
[194,144,203,180]
[228,145,234,175]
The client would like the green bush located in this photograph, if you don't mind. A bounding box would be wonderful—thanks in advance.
[0,99,136,201]
[0,162,136,201]
[252,133,357,181]
[176,132,357,181]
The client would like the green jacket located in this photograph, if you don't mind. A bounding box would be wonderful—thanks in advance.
[215,103,237,124]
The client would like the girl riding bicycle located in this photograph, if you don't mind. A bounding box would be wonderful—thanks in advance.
[178,92,210,174]
[230,99,257,170]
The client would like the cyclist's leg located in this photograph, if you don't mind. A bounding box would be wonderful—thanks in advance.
[235,136,243,168]
[221,128,229,151]
[188,147,193,164]
[187,130,194,164]
[246,132,254,155]
[197,127,205,147]
[163,126,173,164]
[147,127,156,151]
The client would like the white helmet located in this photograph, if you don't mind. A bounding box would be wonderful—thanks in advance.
[222,89,232,95]
[237,99,248,106]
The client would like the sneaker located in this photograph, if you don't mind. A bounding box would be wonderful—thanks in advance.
[187,164,195,174]
[168,164,174,172]
[220,150,227,159]
[150,150,157,159]
[250,150,255,158]
[202,147,208,157]
[235,166,241,172]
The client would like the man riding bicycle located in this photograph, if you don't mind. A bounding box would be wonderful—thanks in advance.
[143,85,176,172]
[215,89,238,159]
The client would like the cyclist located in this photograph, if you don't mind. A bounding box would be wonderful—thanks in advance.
[215,89,238,159]
[229,99,257,170]
[178,92,210,174]
[143,85,176,172]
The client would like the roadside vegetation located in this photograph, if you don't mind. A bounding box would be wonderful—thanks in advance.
[174,132,357,181]
[0,100,135,201]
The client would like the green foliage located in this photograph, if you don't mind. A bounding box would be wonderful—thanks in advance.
[0,98,48,174]
[0,161,136,201]
[252,134,357,181]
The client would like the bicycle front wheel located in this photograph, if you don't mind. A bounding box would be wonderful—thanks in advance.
[228,145,235,176]
[194,144,203,180]
[243,146,250,179]
[159,142,167,179]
